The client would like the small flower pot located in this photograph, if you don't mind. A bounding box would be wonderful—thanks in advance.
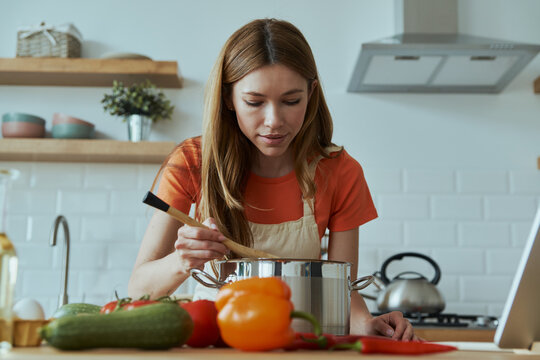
[126,115,151,142]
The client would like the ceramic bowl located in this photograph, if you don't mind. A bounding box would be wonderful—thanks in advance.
[52,123,95,139]
[2,122,45,138]
[52,113,94,127]
[2,112,46,126]
[100,52,152,60]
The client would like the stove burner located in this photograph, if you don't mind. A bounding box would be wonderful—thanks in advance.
[371,312,499,329]
[406,313,468,327]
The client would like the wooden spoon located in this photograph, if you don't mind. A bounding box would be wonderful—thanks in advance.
[143,191,278,259]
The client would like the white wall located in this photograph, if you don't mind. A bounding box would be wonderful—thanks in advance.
[1,0,539,318]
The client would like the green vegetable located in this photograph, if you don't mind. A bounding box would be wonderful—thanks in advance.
[52,303,101,319]
[40,303,193,350]
[101,80,174,123]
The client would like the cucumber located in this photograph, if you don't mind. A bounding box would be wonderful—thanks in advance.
[52,303,102,319]
[40,303,193,350]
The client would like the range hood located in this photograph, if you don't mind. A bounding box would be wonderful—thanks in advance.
[347,0,540,93]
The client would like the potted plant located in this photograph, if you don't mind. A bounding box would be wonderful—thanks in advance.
[101,80,174,142]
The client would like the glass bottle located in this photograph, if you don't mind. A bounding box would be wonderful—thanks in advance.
[0,169,18,353]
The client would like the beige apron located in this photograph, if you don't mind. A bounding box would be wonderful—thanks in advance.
[192,147,340,300]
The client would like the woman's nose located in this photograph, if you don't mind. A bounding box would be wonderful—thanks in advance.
[263,105,283,128]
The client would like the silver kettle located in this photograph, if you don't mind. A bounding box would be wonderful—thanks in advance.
[374,252,445,314]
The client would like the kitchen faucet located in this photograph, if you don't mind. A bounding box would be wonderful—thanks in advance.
[49,215,70,308]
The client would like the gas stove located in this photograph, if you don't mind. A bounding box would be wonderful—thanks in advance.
[372,312,499,329]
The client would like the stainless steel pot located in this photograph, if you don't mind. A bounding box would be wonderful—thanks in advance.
[191,258,373,335]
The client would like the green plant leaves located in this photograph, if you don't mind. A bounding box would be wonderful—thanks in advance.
[101,80,174,123]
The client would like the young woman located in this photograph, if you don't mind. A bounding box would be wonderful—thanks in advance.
[128,18,415,340]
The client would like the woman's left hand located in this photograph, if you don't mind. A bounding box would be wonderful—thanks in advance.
[363,311,418,341]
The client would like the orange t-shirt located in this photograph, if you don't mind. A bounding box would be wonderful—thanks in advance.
[158,137,377,239]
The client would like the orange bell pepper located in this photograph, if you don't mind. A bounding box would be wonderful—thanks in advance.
[216,277,308,351]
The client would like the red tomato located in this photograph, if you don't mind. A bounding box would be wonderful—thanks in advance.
[100,300,120,314]
[180,300,221,348]
[123,299,158,311]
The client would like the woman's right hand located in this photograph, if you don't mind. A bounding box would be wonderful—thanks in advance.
[174,218,229,272]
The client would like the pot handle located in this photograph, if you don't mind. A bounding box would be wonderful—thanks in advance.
[190,268,227,289]
[379,252,441,285]
[350,275,375,291]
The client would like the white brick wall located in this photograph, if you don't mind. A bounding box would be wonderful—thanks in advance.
[485,196,538,220]
[486,249,523,275]
[461,276,514,302]
[456,170,508,194]
[1,161,178,317]
[377,195,430,219]
[510,171,540,194]
[364,169,402,194]
[431,196,483,220]
[404,221,456,246]
[360,219,403,246]
[2,162,539,319]
[511,222,533,247]
[404,170,455,193]
[362,167,538,317]
[458,222,510,247]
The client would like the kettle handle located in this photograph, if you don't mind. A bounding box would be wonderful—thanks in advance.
[379,252,441,285]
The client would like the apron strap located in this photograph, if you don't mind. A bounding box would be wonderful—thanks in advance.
[302,197,314,217]
[305,145,343,212]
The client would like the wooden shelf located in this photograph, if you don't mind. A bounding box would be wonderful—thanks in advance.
[0,139,176,163]
[538,157,540,169]
[0,58,182,88]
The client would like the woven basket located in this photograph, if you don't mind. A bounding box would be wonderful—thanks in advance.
[13,319,49,347]
[17,29,81,58]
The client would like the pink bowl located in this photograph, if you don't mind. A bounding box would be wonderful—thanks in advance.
[2,121,45,138]
[52,113,94,128]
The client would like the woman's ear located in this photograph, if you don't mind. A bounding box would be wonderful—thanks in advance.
[308,79,318,99]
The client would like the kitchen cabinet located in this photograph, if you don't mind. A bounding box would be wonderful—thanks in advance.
[9,346,528,359]
[0,138,176,164]
[0,57,182,88]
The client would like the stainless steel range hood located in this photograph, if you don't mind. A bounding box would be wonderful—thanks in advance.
[347,0,540,93]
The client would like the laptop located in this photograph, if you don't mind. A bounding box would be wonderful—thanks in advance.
[439,205,540,354]
[493,204,540,353]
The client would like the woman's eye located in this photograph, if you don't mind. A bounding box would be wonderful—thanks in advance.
[284,99,301,106]
[245,101,263,107]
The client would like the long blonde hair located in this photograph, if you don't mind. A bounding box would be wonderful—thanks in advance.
[197,18,340,248]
